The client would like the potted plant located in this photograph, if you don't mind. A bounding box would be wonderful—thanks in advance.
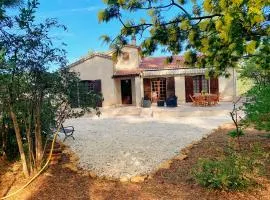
[166,95,178,107]
[141,96,151,108]
[157,100,165,107]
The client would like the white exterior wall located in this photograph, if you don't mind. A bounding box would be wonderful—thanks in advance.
[135,76,143,106]
[175,76,186,103]
[219,68,237,101]
[131,78,136,105]
[115,46,141,70]
[69,56,116,107]
[114,79,122,105]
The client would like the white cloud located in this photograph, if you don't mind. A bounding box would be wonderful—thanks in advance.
[38,5,100,18]
[70,6,100,12]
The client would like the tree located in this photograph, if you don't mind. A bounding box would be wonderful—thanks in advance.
[240,42,270,132]
[0,0,101,177]
[98,0,269,76]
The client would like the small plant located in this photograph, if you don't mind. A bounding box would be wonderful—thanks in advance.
[228,129,245,138]
[229,97,245,149]
[192,146,267,190]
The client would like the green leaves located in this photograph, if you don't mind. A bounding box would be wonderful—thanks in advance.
[244,85,270,131]
[228,129,245,138]
[100,35,111,44]
[99,0,268,73]
[193,147,266,190]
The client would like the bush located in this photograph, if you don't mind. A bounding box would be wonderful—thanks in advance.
[192,147,266,190]
[244,85,270,131]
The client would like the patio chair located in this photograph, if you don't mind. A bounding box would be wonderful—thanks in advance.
[213,94,219,105]
[189,95,198,106]
[196,95,207,106]
[207,95,216,106]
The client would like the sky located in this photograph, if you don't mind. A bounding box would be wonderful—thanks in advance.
[36,0,196,64]
[37,0,119,63]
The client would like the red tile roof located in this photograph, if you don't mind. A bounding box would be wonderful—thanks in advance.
[112,69,142,78]
[140,56,187,70]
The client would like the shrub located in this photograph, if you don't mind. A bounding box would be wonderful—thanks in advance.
[244,85,270,131]
[192,147,267,190]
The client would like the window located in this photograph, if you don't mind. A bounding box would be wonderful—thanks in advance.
[202,76,209,92]
[193,75,209,94]
[88,81,95,91]
[70,80,102,108]
[122,52,129,60]
[193,76,200,94]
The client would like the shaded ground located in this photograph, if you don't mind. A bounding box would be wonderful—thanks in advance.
[1,124,270,200]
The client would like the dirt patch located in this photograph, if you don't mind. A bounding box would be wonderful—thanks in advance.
[1,125,270,200]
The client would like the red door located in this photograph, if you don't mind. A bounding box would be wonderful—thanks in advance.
[185,76,193,102]
[210,78,219,94]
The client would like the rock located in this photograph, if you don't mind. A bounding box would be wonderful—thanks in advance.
[89,172,97,178]
[130,175,147,183]
[120,177,130,183]
[174,154,188,160]
[158,160,172,170]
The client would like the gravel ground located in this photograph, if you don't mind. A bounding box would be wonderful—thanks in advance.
[61,113,231,179]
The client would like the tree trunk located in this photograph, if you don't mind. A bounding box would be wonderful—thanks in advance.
[10,108,29,178]
[34,103,43,169]
[26,124,33,174]
[1,119,7,160]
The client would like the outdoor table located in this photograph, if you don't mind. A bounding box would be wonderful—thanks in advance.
[192,93,218,106]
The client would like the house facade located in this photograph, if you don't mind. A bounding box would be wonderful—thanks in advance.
[69,44,237,107]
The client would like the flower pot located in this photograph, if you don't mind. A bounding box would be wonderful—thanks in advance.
[142,99,151,108]
[157,100,165,107]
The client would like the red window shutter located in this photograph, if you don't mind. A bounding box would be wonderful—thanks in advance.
[166,77,175,98]
[94,80,102,93]
[210,78,219,94]
[94,80,102,107]
[185,76,193,102]
[143,78,151,99]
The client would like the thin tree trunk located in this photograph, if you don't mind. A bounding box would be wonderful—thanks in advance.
[34,102,43,169]
[10,108,29,178]
[26,124,33,174]
[1,119,7,160]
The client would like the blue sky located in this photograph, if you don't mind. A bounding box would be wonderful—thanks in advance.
[36,0,196,64]
[37,0,119,63]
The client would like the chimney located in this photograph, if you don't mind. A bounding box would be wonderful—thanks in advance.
[131,34,136,46]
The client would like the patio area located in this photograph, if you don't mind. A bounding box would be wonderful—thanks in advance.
[61,102,235,180]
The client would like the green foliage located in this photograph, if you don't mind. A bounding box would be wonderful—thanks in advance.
[98,0,269,75]
[240,45,270,86]
[193,146,267,190]
[0,0,102,175]
[244,84,270,131]
[228,129,244,138]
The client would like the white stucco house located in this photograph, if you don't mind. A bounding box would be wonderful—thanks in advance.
[69,44,237,107]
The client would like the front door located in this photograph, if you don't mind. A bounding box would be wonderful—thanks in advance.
[151,78,166,102]
[121,79,132,104]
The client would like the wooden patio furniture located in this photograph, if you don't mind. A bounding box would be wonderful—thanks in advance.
[189,94,199,106]
[198,95,208,106]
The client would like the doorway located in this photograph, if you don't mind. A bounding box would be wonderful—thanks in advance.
[121,79,132,104]
[151,78,167,102]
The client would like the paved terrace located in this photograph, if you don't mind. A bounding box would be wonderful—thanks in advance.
[61,102,235,180]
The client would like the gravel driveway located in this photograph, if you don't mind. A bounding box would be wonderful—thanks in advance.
[62,113,231,179]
